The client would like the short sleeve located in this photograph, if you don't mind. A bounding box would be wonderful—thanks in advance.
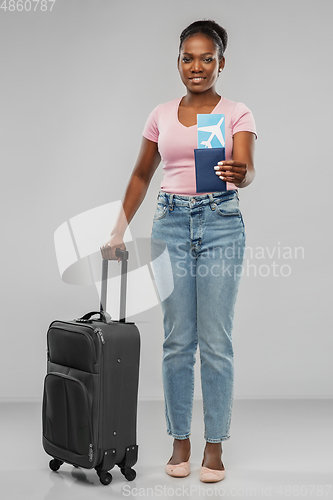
[142,105,159,143]
[232,102,257,139]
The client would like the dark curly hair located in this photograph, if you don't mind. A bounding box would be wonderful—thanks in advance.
[179,19,228,60]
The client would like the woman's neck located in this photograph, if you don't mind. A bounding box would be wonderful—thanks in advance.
[182,89,221,108]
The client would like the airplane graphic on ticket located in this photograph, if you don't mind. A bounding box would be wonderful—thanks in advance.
[197,114,225,148]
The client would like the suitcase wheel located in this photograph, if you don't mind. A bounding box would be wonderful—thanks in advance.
[97,470,113,485]
[49,458,63,472]
[121,467,136,481]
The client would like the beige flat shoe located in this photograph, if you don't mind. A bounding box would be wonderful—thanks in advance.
[165,459,190,477]
[200,465,225,482]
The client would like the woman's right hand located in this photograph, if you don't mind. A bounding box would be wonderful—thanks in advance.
[100,233,126,262]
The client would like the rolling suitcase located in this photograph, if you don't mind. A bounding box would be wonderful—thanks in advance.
[42,249,140,485]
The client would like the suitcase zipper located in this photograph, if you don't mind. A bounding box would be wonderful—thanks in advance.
[93,327,105,447]
[94,327,105,344]
[89,443,94,462]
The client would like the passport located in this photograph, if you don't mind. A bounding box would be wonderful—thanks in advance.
[195,114,226,193]
[194,148,226,193]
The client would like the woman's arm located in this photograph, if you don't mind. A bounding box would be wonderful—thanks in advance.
[215,131,256,188]
[100,137,160,260]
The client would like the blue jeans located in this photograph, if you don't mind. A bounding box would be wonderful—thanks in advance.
[150,190,246,443]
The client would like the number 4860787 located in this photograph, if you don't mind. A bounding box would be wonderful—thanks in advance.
[0,0,56,11]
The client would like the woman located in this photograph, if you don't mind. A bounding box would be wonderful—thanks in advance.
[100,19,256,483]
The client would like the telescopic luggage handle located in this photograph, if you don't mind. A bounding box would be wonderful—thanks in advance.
[100,248,128,323]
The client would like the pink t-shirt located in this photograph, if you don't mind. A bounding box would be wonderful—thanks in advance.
[142,96,257,196]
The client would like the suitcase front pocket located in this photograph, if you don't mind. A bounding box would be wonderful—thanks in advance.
[47,325,97,373]
[43,373,93,462]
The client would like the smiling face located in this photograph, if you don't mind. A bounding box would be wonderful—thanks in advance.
[178,33,225,94]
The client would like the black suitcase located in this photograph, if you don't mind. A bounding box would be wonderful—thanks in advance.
[42,249,140,485]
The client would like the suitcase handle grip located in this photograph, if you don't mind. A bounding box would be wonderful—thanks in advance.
[76,310,112,323]
[115,248,129,261]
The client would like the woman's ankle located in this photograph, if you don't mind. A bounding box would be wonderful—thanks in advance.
[202,442,224,470]
[168,438,191,465]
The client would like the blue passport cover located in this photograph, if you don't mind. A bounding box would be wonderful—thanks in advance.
[194,147,226,193]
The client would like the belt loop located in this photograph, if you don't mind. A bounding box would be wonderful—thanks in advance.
[169,193,174,211]
[208,193,217,211]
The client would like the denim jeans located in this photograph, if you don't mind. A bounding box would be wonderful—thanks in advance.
[150,190,246,443]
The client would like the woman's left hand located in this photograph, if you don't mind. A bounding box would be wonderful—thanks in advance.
[214,160,247,187]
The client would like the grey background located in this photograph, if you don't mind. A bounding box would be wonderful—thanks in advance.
[1,0,332,401]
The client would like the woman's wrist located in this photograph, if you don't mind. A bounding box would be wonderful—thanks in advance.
[238,167,255,188]
[110,228,125,238]
[238,175,248,188]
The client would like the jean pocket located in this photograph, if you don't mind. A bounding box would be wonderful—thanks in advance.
[153,202,168,221]
[213,196,242,217]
